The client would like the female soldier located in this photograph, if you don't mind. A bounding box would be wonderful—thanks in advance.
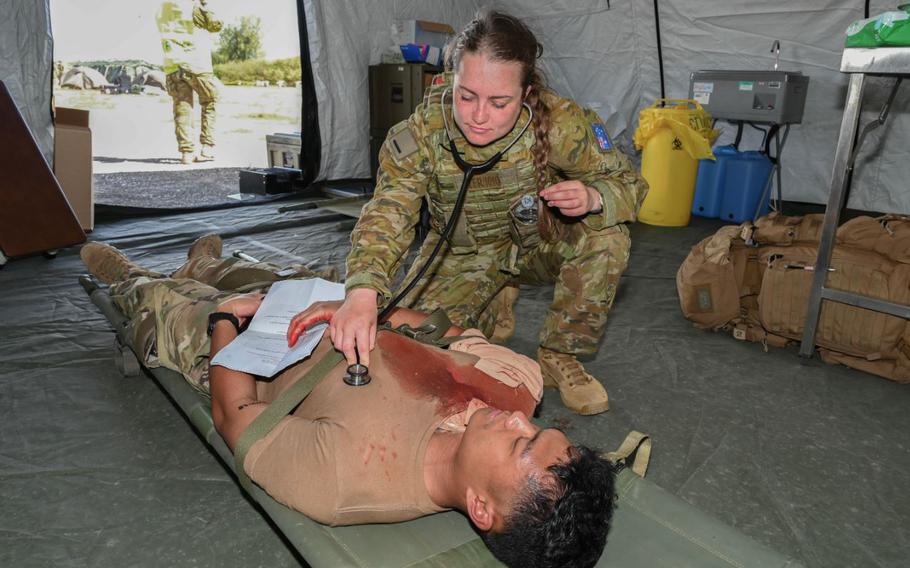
[297,10,647,415]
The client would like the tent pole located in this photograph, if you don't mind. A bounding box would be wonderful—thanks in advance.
[296,0,321,187]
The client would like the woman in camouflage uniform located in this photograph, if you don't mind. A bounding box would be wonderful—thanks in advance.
[326,10,647,415]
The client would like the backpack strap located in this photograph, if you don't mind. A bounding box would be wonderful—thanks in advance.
[604,430,652,478]
[232,308,459,492]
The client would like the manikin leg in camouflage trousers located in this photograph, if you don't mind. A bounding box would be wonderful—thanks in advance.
[81,235,336,392]
[401,222,631,415]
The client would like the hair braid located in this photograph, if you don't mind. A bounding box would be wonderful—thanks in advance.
[525,71,551,192]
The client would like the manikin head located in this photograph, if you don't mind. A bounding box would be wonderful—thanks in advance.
[446,10,542,147]
[455,407,617,568]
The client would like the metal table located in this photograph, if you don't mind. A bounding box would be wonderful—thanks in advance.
[799,48,910,358]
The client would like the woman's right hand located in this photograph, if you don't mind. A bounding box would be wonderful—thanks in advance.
[326,288,379,366]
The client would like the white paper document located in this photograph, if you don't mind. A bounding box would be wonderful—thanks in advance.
[211,278,345,377]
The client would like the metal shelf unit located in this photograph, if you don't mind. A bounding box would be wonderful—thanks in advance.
[799,48,910,358]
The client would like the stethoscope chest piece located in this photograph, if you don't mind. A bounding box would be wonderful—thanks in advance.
[343,363,371,386]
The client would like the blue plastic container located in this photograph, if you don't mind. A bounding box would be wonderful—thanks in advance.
[692,145,737,218]
[719,151,773,223]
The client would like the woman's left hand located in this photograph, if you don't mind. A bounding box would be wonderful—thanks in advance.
[540,180,601,217]
[287,300,345,347]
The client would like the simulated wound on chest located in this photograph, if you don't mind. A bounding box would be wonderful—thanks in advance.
[378,332,529,416]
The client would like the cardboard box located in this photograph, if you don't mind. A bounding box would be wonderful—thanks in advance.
[266,132,301,169]
[53,107,93,231]
[393,20,454,49]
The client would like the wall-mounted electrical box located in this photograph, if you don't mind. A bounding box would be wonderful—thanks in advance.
[688,70,809,124]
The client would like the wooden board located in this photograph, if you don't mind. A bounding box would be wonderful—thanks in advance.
[0,80,85,258]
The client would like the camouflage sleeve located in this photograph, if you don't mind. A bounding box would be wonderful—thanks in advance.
[193,4,223,33]
[546,98,649,229]
[345,115,433,303]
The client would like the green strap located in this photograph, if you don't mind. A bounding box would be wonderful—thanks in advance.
[381,308,453,345]
[434,334,480,348]
[233,349,344,493]
[231,309,453,493]
[604,430,652,478]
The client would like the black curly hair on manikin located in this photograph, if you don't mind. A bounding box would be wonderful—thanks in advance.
[480,445,618,568]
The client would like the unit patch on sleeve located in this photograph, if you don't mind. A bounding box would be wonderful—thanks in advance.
[388,126,419,160]
[591,122,613,152]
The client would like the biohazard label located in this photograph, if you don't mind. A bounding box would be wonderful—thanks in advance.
[591,122,612,152]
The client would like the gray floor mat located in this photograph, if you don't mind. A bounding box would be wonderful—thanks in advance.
[1,203,907,567]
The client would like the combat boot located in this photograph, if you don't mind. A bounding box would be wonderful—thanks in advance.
[195,145,215,162]
[80,242,162,284]
[188,233,223,259]
[180,152,194,165]
[317,266,340,282]
[538,347,609,415]
[489,285,520,344]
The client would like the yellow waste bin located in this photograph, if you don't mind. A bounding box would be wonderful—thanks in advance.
[634,99,719,226]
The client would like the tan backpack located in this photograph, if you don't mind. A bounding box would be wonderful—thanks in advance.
[677,213,910,382]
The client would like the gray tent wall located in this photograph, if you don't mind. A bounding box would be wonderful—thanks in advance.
[655,0,910,213]
[302,0,477,181]
[1,0,54,165]
[305,0,910,213]
[8,1,908,212]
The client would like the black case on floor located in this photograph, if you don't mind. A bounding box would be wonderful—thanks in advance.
[238,167,301,195]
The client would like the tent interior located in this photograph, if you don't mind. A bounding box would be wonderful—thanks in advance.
[2,1,910,567]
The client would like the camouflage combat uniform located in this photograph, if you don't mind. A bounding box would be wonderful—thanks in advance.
[347,74,648,356]
[110,255,325,392]
[156,0,222,154]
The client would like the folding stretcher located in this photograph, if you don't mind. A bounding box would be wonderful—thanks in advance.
[81,276,803,568]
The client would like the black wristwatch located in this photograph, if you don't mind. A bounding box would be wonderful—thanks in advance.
[207,311,242,336]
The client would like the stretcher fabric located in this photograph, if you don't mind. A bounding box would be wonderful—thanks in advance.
[84,278,802,568]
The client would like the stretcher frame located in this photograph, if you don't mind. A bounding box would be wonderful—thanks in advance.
[82,276,803,568]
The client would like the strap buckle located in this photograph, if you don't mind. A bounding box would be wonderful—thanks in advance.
[396,323,439,341]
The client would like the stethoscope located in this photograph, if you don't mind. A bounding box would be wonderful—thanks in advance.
[343,88,534,387]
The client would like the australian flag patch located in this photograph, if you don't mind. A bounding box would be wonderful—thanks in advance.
[591,122,612,152]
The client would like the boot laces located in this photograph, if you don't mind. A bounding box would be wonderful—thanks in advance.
[549,354,590,388]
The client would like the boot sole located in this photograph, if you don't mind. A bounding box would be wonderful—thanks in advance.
[567,396,609,415]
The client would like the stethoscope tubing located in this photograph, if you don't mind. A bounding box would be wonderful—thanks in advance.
[377,89,534,323]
